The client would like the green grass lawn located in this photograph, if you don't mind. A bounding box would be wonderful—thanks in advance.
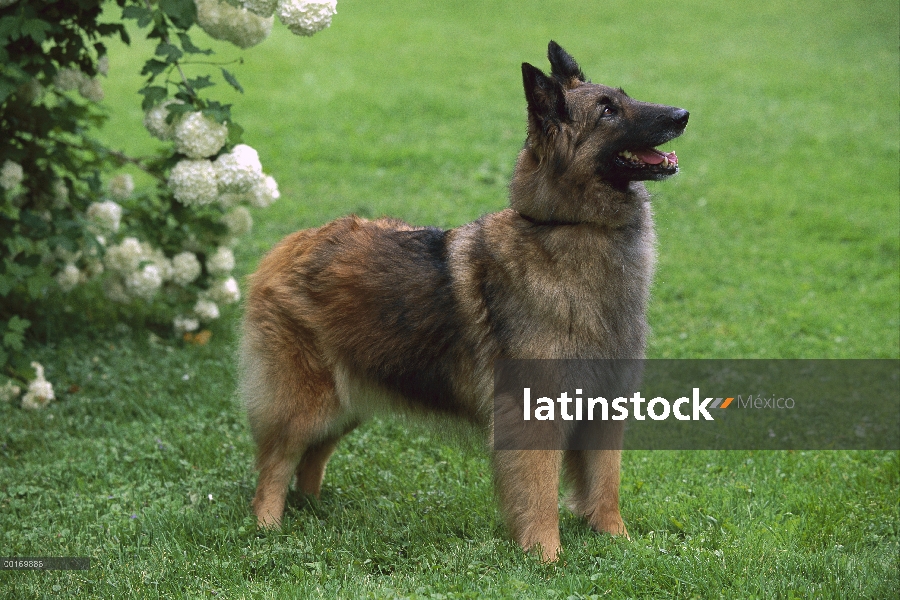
[2,0,898,597]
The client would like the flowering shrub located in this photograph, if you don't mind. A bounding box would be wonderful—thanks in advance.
[0,0,335,406]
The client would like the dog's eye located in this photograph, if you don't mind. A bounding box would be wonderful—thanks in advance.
[598,97,616,116]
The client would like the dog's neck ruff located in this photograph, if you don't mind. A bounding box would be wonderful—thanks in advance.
[515,211,584,227]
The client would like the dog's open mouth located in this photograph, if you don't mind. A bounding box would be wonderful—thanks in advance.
[617,148,678,172]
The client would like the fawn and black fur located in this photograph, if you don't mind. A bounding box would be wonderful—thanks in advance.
[240,41,688,561]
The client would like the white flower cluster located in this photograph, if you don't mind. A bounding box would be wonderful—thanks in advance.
[194,298,221,321]
[56,263,82,292]
[249,175,280,208]
[1,160,24,190]
[168,159,219,206]
[196,0,274,49]
[21,362,54,411]
[172,251,202,286]
[168,144,279,210]
[207,276,241,304]
[149,108,276,210]
[51,229,107,293]
[174,112,229,159]
[78,78,105,103]
[215,144,262,192]
[118,0,298,336]
[167,248,242,332]
[275,0,337,37]
[144,100,182,141]
[53,68,83,91]
[66,191,116,288]
[0,379,21,403]
[51,179,68,207]
[242,0,277,17]
[52,68,104,102]
[173,315,200,334]
[222,206,253,237]
[103,237,145,274]
[240,0,336,37]
[0,362,56,413]
[206,246,235,276]
[125,264,163,300]
[108,174,134,200]
[96,235,241,330]
[86,200,122,233]
[146,106,228,159]
[101,237,175,303]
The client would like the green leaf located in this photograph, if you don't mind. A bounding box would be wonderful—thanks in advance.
[20,18,52,43]
[0,275,11,297]
[121,5,153,28]
[166,98,196,115]
[141,59,170,81]
[6,315,30,336]
[122,5,150,21]
[202,101,231,124]
[185,75,214,91]
[0,76,16,104]
[138,85,169,111]
[221,68,243,94]
[155,42,183,63]
[24,271,50,299]
[165,101,194,122]
[227,120,244,145]
[159,0,197,30]
[0,16,21,42]
[177,32,212,55]
[97,23,128,44]
[0,202,20,220]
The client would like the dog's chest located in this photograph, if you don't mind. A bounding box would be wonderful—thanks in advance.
[520,232,654,358]
[452,213,656,361]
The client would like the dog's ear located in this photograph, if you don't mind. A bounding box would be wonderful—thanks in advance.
[522,62,568,135]
[547,40,586,89]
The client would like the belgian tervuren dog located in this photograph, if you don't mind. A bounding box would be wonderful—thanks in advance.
[240,41,688,561]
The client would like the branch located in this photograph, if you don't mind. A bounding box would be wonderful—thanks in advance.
[107,149,167,183]
[143,0,198,101]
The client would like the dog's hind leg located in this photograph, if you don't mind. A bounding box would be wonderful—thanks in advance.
[249,384,343,526]
[493,449,562,562]
[242,331,342,528]
[293,420,358,498]
[564,439,629,538]
[252,431,307,528]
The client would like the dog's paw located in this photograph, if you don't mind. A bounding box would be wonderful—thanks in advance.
[589,512,629,540]
[526,540,562,563]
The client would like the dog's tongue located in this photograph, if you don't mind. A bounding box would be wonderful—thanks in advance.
[634,148,677,165]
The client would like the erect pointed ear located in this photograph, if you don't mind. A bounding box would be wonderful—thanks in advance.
[547,40,586,89]
[522,62,568,134]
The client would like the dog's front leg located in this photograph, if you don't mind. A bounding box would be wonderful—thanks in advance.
[564,427,629,539]
[493,449,562,562]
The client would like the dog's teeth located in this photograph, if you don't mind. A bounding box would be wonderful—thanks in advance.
[662,156,669,167]
[620,150,633,159]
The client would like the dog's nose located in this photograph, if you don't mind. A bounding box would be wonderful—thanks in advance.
[672,109,689,127]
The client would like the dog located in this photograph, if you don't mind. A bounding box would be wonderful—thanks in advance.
[240,41,688,562]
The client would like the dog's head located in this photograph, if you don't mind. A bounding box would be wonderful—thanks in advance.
[522,41,688,183]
